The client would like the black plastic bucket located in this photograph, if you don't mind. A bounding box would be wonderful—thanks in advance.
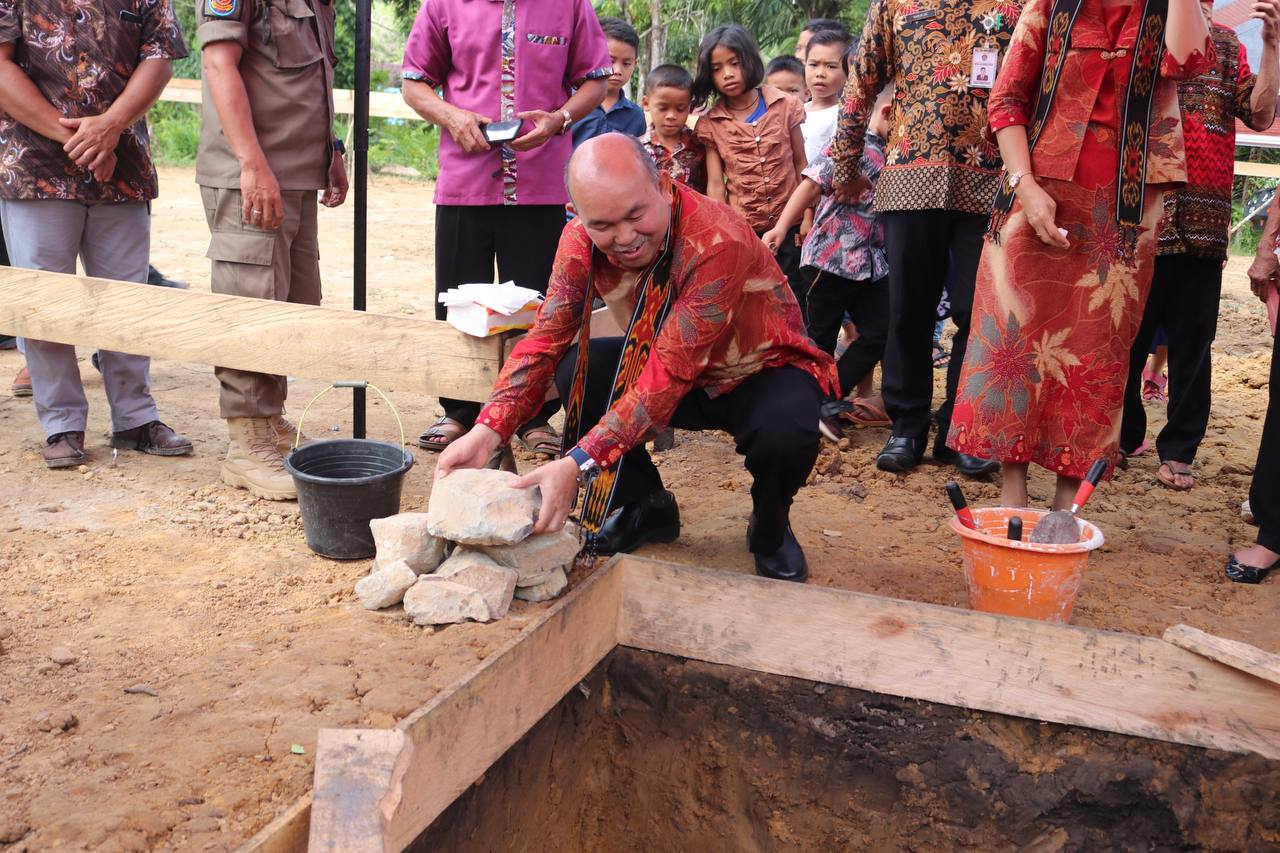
[284,439,414,560]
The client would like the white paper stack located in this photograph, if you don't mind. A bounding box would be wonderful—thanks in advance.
[438,282,544,337]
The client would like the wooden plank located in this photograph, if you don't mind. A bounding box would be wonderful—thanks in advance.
[236,795,311,853]
[379,560,625,851]
[1234,160,1280,179]
[308,729,412,852]
[1163,624,1280,687]
[0,267,502,402]
[160,78,424,121]
[615,556,1280,759]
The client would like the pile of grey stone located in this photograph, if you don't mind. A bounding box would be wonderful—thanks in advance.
[354,469,580,625]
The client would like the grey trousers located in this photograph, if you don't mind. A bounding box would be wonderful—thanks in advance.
[0,199,159,436]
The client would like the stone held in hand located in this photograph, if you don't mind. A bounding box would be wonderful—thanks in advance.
[427,468,541,546]
[355,559,418,610]
[403,577,492,625]
[435,551,518,619]
[514,566,568,603]
[370,513,449,574]
[479,524,580,584]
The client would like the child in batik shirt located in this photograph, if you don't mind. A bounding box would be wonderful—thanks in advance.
[640,64,707,194]
[763,88,893,440]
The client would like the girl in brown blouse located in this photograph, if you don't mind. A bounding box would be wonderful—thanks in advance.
[693,25,807,232]
[692,26,809,308]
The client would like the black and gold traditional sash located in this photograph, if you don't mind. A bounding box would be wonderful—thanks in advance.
[991,0,1169,256]
[562,188,682,559]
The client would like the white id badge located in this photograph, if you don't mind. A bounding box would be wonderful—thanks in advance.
[970,47,999,88]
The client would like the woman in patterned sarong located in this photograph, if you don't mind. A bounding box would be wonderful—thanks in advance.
[947,0,1213,508]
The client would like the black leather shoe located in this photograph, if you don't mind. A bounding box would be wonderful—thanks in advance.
[933,442,1000,477]
[754,525,808,582]
[876,435,926,473]
[589,490,680,556]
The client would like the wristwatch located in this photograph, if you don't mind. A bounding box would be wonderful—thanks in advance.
[566,446,599,483]
[332,138,346,155]
[1006,169,1030,191]
[558,108,573,135]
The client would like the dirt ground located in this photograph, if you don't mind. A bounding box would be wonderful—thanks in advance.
[0,166,1276,851]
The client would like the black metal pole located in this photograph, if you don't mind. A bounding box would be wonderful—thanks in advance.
[352,0,371,438]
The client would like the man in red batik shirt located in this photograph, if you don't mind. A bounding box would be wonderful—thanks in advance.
[438,133,838,582]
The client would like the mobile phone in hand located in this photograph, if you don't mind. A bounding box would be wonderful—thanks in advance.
[483,119,523,144]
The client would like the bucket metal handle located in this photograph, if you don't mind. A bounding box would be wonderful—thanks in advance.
[292,381,406,450]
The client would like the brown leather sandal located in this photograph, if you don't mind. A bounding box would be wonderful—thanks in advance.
[417,416,466,452]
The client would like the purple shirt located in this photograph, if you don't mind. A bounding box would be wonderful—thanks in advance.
[402,0,611,206]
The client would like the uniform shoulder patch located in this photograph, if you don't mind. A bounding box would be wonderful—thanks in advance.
[205,0,239,18]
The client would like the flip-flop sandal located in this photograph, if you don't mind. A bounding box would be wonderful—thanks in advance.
[515,424,562,459]
[1156,460,1195,491]
[1141,369,1168,404]
[1224,555,1276,584]
[841,395,891,428]
[932,343,950,369]
[417,416,465,452]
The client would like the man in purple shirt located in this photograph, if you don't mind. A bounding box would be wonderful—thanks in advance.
[402,0,611,457]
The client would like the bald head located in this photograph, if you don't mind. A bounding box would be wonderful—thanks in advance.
[565,133,672,271]
[566,132,659,203]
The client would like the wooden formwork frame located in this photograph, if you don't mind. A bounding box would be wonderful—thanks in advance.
[239,555,1280,853]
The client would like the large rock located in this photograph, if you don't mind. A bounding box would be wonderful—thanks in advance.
[370,513,449,574]
[355,559,418,610]
[436,551,518,619]
[479,526,580,584]
[513,567,568,603]
[427,469,540,546]
[402,577,491,626]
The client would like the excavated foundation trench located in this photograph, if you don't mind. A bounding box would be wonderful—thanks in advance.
[411,647,1280,852]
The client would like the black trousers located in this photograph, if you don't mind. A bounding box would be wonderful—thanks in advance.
[770,225,807,324]
[1120,254,1222,462]
[1252,340,1280,552]
[806,271,889,396]
[555,337,823,554]
[435,204,564,428]
[880,210,985,439]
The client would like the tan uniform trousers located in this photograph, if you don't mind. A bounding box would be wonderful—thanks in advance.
[201,186,321,419]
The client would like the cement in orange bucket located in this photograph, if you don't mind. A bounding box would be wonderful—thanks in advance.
[949,507,1104,623]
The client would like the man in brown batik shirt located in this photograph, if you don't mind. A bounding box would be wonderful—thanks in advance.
[0,0,193,468]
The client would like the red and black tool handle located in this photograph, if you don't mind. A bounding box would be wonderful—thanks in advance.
[946,481,977,530]
[1070,458,1109,514]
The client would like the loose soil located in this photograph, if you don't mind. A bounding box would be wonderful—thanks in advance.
[0,167,1276,850]
[420,648,1280,852]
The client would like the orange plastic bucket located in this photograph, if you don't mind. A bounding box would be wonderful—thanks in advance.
[949,507,1104,623]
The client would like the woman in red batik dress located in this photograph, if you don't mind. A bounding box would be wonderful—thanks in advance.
[947,0,1213,509]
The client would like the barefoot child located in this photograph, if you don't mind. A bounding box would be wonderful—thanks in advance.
[640,64,707,194]
[763,87,893,441]
[693,25,809,313]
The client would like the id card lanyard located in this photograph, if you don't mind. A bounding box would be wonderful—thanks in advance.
[970,12,1004,88]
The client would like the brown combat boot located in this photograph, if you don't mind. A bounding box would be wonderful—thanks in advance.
[271,414,314,457]
[222,417,296,501]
